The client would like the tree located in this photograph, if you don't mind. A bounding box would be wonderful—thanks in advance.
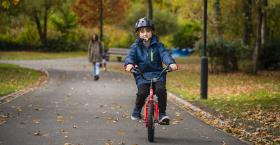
[71,0,129,28]
[0,0,20,9]
[19,0,63,49]
[51,1,77,35]
[147,0,153,20]
[213,0,223,36]
[72,0,129,41]
[99,0,103,41]
[252,0,269,73]
[261,0,268,46]
[242,0,253,46]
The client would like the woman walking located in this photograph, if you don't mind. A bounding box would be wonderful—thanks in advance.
[88,33,104,81]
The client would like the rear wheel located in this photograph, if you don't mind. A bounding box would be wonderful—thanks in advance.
[147,103,154,142]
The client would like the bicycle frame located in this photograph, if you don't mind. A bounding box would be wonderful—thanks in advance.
[131,67,170,127]
[143,81,159,127]
[131,66,171,142]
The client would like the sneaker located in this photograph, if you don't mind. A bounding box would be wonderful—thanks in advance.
[159,113,170,125]
[94,76,99,81]
[131,107,141,120]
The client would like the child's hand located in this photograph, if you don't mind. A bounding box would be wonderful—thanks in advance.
[169,64,178,71]
[125,64,134,72]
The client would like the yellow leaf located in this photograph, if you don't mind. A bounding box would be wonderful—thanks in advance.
[2,0,10,9]
[57,115,64,123]
[13,0,20,5]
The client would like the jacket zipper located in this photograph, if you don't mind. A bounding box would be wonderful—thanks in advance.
[150,48,153,62]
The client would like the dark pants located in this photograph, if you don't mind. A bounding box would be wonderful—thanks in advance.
[135,81,167,114]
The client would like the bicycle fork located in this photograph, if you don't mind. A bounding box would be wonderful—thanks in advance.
[144,87,159,127]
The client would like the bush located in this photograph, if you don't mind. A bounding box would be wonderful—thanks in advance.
[43,28,88,52]
[196,37,248,73]
[0,41,37,51]
[172,21,202,48]
[259,39,280,70]
[153,9,178,36]
[15,25,40,46]
[103,27,134,48]
[0,25,39,51]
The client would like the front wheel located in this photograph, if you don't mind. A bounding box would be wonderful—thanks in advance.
[147,103,154,142]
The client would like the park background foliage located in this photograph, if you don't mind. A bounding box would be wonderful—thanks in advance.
[1,0,280,144]
[0,0,280,72]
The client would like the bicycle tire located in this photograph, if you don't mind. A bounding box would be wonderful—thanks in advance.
[147,103,155,142]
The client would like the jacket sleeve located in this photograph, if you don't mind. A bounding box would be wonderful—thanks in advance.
[124,44,137,66]
[158,43,176,66]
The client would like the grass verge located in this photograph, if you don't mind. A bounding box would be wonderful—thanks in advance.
[0,63,43,97]
[0,51,86,60]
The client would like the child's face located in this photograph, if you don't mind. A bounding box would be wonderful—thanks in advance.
[138,27,153,41]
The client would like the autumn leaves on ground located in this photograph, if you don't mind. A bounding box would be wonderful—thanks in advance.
[166,56,280,144]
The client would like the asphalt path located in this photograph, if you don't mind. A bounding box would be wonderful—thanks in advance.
[0,58,248,145]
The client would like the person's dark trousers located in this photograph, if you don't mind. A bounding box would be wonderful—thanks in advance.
[135,81,167,114]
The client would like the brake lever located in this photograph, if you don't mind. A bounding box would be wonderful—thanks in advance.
[131,67,141,74]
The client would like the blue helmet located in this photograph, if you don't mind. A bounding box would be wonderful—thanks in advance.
[135,17,155,32]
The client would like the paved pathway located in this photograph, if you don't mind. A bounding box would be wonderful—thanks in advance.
[0,58,249,145]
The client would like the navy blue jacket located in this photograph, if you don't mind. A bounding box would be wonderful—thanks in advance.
[124,36,176,86]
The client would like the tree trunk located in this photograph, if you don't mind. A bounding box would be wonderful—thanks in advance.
[33,11,44,46]
[214,0,223,35]
[252,1,263,74]
[99,0,103,41]
[261,0,267,46]
[147,0,153,20]
[243,0,253,46]
[43,0,48,48]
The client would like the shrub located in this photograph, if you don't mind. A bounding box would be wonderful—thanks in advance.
[259,39,280,70]
[196,37,248,73]
[0,24,39,51]
[153,9,178,36]
[44,29,87,52]
[172,21,202,48]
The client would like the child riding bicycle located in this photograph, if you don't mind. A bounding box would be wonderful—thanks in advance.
[124,17,178,124]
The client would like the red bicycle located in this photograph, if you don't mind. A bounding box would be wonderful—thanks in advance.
[131,67,171,142]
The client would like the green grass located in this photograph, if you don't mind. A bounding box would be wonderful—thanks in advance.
[0,51,86,60]
[167,56,280,112]
[0,51,85,97]
[167,55,280,140]
[0,63,43,97]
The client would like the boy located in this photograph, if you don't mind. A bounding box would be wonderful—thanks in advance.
[124,17,178,124]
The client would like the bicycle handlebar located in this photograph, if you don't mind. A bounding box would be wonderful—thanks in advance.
[131,66,172,82]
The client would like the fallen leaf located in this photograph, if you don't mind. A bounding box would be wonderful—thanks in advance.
[34,131,41,136]
[104,139,113,145]
[57,115,64,123]
[33,119,40,124]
